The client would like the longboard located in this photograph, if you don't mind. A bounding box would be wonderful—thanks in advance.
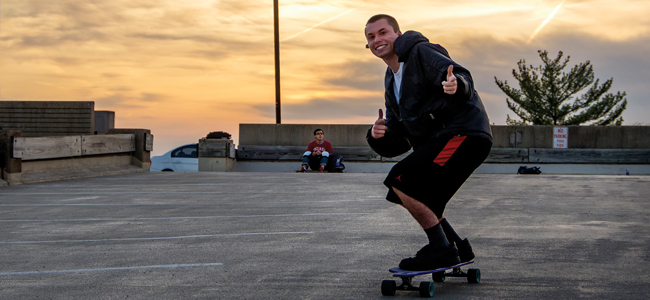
[382,261,480,297]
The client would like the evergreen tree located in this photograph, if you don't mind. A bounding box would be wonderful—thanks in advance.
[495,50,627,125]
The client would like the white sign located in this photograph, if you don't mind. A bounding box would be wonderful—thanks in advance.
[553,126,569,148]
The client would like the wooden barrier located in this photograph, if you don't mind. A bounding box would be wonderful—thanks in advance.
[198,138,236,172]
[0,101,152,185]
[529,149,650,164]
[13,134,135,160]
[82,134,135,156]
[237,145,381,161]
[236,146,650,164]
[13,136,82,160]
[1,129,151,185]
[484,148,529,163]
[199,139,236,158]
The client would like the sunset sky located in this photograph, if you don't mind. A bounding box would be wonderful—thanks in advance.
[1,0,648,156]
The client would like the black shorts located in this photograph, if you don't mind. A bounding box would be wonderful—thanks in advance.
[383,134,492,218]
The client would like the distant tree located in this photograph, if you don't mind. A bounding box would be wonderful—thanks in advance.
[495,50,627,125]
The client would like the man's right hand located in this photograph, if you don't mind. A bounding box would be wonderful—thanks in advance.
[371,109,386,139]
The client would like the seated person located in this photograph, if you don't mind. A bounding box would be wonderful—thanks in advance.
[300,129,333,172]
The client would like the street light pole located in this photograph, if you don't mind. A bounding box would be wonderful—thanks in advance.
[273,0,281,124]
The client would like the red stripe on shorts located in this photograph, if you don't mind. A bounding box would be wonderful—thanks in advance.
[433,135,467,167]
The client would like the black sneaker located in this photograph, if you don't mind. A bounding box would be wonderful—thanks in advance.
[456,238,475,263]
[398,244,461,271]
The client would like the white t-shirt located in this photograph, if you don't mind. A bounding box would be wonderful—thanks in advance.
[393,62,405,104]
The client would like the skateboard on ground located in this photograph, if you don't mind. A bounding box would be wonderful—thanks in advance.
[381,261,480,297]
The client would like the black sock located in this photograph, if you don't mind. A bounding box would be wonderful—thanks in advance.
[440,218,462,244]
[424,223,450,248]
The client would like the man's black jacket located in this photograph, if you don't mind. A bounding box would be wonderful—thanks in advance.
[367,31,492,157]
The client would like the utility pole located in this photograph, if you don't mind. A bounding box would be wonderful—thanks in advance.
[273,0,281,124]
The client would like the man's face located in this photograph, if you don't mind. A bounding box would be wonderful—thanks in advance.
[314,131,324,141]
[365,19,401,60]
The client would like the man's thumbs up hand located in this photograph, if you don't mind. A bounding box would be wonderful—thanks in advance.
[372,109,386,139]
[442,65,457,95]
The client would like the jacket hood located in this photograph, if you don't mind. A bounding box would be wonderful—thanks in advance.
[395,31,449,62]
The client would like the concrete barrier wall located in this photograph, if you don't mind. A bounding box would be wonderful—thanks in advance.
[240,124,650,149]
[0,101,95,137]
[490,125,650,149]
[237,124,650,168]
[240,124,375,147]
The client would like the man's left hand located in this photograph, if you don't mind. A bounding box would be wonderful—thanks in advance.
[442,65,457,94]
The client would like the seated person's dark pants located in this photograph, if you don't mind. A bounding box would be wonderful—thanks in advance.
[384,134,492,218]
[302,155,328,170]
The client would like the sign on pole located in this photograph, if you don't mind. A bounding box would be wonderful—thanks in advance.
[553,126,568,148]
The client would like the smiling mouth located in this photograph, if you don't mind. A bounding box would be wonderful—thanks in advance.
[376,45,387,51]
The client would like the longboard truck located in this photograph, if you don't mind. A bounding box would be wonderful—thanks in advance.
[381,261,480,297]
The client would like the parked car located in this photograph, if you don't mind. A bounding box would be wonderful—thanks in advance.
[150,143,198,172]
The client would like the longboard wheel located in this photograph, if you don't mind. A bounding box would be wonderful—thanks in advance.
[432,271,445,282]
[381,280,396,296]
[419,281,434,297]
[467,268,480,283]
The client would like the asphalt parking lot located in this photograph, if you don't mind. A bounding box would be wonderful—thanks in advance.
[1,172,649,299]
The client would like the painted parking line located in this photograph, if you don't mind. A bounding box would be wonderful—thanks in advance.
[0,231,314,245]
[96,176,293,180]
[0,198,384,207]
[0,203,181,207]
[101,176,298,180]
[0,191,367,195]
[27,182,306,188]
[0,212,370,223]
[0,263,224,276]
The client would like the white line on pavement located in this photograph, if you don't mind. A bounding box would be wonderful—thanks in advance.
[0,263,224,276]
[0,212,370,222]
[0,191,366,195]
[0,231,314,244]
[0,199,383,207]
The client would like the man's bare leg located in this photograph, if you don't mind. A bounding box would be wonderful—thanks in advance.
[393,187,459,270]
[393,186,450,247]
[393,187,440,228]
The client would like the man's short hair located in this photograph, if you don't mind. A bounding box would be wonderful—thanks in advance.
[314,128,324,135]
[366,14,400,33]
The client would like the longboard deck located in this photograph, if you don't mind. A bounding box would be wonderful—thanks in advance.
[389,261,474,277]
